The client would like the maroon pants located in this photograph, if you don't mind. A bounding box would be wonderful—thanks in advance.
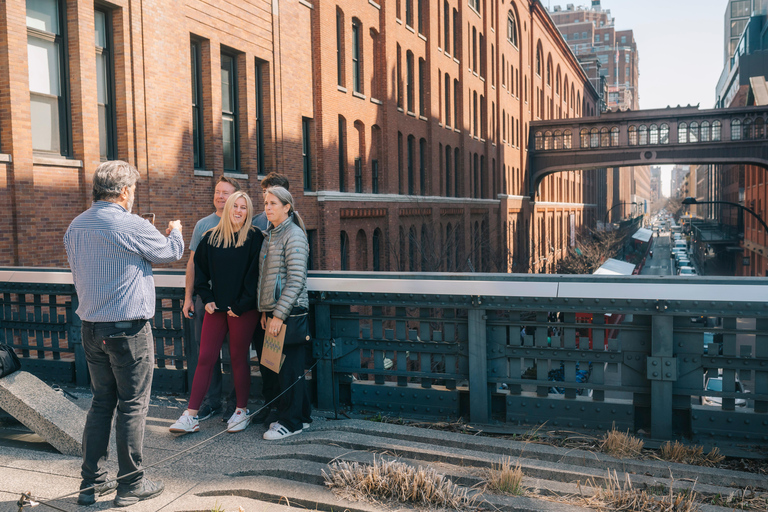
[188,309,259,410]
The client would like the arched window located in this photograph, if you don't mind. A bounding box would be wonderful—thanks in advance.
[599,127,609,147]
[340,231,349,270]
[649,124,658,144]
[544,130,553,149]
[730,119,741,140]
[546,55,552,86]
[712,120,721,141]
[445,223,453,271]
[534,131,543,150]
[755,117,765,138]
[743,118,752,139]
[628,125,638,145]
[638,125,648,145]
[700,121,710,142]
[590,127,599,148]
[563,130,572,149]
[408,226,417,271]
[507,10,518,47]
[678,122,688,143]
[610,126,619,146]
[689,121,699,143]
[580,128,589,148]
[445,144,452,197]
[554,130,562,149]
[356,229,368,270]
[372,228,382,271]
[555,66,561,95]
[536,42,542,76]
[660,123,670,144]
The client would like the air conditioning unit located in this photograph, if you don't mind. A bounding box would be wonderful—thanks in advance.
[553,5,562,11]
[566,4,574,10]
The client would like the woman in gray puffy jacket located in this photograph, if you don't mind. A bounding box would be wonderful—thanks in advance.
[258,186,311,440]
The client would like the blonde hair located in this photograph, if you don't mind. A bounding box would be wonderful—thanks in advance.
[265,186,306,234]
[208,191,254,248]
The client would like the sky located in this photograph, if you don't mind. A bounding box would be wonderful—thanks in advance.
[547,0,729,196]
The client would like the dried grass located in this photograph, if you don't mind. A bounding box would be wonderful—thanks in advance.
[657,441,725,467]
[483,457,525,496]
[600,428,644,458]
[579,470,701,512]
[709,488,768,510]
[323,456,476,510]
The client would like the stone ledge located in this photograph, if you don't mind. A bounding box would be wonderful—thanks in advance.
[0,371,85,456]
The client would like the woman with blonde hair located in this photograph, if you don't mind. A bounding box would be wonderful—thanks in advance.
[170,191,263,434]
[258,186,311,440]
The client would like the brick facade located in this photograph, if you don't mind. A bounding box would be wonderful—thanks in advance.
[1,0,600,274]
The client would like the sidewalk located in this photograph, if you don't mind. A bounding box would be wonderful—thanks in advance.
[1,387,765,512]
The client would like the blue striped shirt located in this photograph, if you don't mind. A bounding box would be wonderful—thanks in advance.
[64,201,185,322]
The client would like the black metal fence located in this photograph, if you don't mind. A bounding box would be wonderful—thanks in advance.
[2,267,767,446]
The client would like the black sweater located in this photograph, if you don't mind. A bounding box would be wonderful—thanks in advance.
[194,228,264,316]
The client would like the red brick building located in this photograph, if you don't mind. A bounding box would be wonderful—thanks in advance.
[1,0,599,273]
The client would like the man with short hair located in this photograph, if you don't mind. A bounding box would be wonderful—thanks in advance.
[182,176,241,420]
[65,160,184,507]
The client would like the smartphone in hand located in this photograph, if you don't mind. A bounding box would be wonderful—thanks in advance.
[141,213,156,225]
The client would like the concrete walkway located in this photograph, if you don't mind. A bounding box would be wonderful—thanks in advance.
[1,388,765,512]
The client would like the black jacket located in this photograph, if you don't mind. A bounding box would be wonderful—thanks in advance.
[194,228,264,316]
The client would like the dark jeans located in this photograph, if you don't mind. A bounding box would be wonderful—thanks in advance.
[80,319,153,492]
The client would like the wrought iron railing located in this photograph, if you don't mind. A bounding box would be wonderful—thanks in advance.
[1,267,766,445]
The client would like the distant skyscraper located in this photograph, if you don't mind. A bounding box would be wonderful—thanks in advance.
[549,2,639,111]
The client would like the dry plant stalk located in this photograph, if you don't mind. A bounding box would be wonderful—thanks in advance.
[658,441,725,467]
[484,457,525,496]
[583,470,701,512]
[323,456,476,510]
[600,428,644,458]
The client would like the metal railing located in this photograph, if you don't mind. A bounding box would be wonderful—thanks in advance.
[1,267,766,444]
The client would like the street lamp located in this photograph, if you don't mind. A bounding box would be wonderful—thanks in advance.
[681,197,768,236]
[604,201,638,226]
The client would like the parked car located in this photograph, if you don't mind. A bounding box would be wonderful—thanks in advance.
[678,266,696,275]
[700,375,748,407]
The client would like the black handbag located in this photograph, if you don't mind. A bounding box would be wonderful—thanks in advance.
[0,344,21,378]
[283,307,310,346]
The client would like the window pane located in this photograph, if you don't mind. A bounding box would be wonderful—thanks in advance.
[94,10,106,48]
[26,0,59,33]
[28,37,60,95]
[30,93,60,152]
[98,104,108,159]
[222,116,236,170]
[221,56,232,113]
[96,52,107,104]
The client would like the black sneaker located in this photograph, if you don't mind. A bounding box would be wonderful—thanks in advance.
[113,479,164,507]
[77,480,117,506]
[196,403,220,421]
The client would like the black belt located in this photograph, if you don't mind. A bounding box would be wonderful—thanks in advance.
[84,319,149,329]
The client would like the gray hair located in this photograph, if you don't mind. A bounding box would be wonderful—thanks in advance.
[92,160,140,201]
[265,186,306,234]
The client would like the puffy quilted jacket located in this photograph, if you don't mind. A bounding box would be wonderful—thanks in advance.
[257,215,309,320]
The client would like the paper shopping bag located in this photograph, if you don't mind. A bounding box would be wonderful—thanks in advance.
[260,324,286,373]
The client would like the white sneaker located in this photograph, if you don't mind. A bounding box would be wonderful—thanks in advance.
[169,411,199,434]
[263,422,302,440]
[226,409,250,433]
[269,421,310,430]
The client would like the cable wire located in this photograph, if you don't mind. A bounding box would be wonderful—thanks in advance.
[18,341,333,511]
